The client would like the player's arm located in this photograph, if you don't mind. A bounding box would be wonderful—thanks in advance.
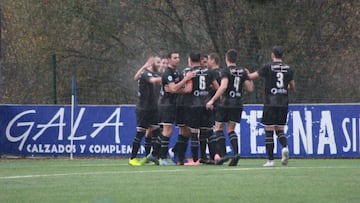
[133,67,145,81]
[166,79,192,94]
[206,78,228,109]
[247,71,259,80]
[244,79,254,92]
[244,70,254,92]
[133,57,153,81]
[181,79,193,94]
[211,80,219,90]
[166,71,195,93]
[288,80,295,91]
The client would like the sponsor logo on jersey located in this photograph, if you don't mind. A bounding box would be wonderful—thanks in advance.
[193,90,209,96]
[271,88,288,94]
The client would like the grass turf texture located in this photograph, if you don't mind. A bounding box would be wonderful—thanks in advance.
[1,158,360,203]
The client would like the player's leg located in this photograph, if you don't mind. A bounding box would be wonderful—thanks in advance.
[150,127,161,158]
[263,125,275,167]
[129,109,148,166]
[226,108,243,166]
[148,105,175,165]
[129,128,146,166]
[207,129,218,160]
[139,125,161,165]
[159,124,173,165]
[276,127,287,148]
[275,107,290,165]
[207,105,217,160]
[213,121,230,165]
[175,126,190,165]
[172,126,190,165]
[189,128,200,163]
[183,106,201,165]
[214,107,227,158]
[199,128,214,164]
[276,126,289,166]
[226,121,240,166]
[144,128,152,156]
[199,108,216,164]
[227,123,238,155]
[144,109,159,157]
[215,125,226,157]
[170,105,188,164]
[199,132,208,161]
[151,109,162,158]
[262,106,276,167]
[143,109,162,165]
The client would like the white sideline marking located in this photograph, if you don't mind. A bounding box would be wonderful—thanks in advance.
[1,165,359,180]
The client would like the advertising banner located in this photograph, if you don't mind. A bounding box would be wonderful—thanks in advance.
[0,104,359,157]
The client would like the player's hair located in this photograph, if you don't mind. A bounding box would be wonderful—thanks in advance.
[272,46,284,59]
[167,51,179,59]
[208,52,220,65]
[190,51,201,62]
[226,49,237,63]
[149,54,159,60]
[200,53,208,60]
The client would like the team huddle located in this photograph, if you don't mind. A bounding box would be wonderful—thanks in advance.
[129,46,295,167]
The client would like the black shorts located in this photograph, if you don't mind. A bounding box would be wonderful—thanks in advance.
[158,105,176,125]
[185,106,214,129]
[175,105,189,126]
[215,107,242,123]
[136,109,159,129]
[261,106,288,126]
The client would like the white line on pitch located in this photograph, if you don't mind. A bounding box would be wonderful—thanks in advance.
[1,165,359,180]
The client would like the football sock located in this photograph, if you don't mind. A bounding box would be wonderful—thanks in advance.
[177,134,189,163]
[199,129,211,159]
[215,130,226,157]
[172,134,182,154]
[130,131,145,159]
[191,132,199,162]
[265,130,274,160]
[228,131,238,155]
[160,135,170,159]
[151,129,161,157]
[208,132,218,159]
[144,136,152,156]
[276,130,288,148]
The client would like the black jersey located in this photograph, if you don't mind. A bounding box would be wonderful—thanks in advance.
[158,66,181,107]
[183,66,217,107]
[209,67,222,98]
[153,71,162,103]
[218,66,249,108]
[258,61,293,107]
[137,69,161,110]
[176,67,191,107]
[213,67,223,85]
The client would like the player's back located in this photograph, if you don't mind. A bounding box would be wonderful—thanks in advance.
[218,66,249,108]
[185,66,216,107]
[137,69,159,110]
[260,61,293,107]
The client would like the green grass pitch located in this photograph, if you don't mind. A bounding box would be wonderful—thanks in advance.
[1,158,360,203]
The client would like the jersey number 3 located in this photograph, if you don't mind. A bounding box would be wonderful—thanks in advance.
[276,72,284,88]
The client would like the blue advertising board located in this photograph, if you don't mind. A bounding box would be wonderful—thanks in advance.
[0,104,359,157]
